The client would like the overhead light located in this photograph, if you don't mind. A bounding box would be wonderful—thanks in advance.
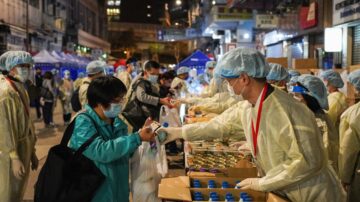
[243,33,250,39]
[147,5,151,9]
[325,28,342,52]
[175,22,179,26]
[176,0,182,6]
[171,39,175,42]
[212,0,216,5]
[147,13,151,17]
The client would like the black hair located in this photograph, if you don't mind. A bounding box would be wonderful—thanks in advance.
[126,57,137,65]
[87,76,127,108]
[44,71,53,79]
[302,94,324,114]
[159,71,175,81]
[144,60,160,71]
[168,70,177,77]
[296,82,324,114]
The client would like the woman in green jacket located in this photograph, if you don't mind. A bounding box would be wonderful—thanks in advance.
[69,76,155,202]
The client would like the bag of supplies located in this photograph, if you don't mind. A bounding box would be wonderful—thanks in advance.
[131,137,168,202]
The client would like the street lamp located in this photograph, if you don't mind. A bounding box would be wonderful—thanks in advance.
[176,0,182,6]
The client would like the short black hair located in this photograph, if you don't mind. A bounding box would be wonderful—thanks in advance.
[160,71,175,80]
[126,57,137,64]
[296,82,323,113]
[87,76,127,108]
[144,60,160,71]
[44,71,53,79]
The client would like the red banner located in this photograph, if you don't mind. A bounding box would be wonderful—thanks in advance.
[300,2,317,29]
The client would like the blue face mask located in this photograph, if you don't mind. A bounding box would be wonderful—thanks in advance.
[103,103,122,118]
[147,75,159,84]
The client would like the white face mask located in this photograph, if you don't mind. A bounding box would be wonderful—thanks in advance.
[227,80,244,100]
[15,67,30,82]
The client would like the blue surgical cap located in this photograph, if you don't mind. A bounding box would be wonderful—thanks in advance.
[289,75,299,85]
[348,70,360,91]
[289,69,301,78]
[86,60,106,75]
[177,66,190,75]
[266,63,289,82]
[0,51,11,71]
[297,74,329,110]
[320,70,344,88]
[78,72,85,78]
[206,61,216,69]
[1,51,33,71]
[215,47,270,79]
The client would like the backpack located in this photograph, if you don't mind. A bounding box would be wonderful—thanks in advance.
[34,112,104,202]
[71,81,89,112]
[122,79,160,131]
[39,86,54,100]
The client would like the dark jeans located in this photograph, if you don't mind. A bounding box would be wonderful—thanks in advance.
[63,113,71,123]
[34,97,42,119]
[42,102,53,125]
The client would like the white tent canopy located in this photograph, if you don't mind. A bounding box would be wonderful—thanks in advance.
[33,50,60,63]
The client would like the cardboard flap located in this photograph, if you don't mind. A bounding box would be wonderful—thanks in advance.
[267,192,290,202]
[158,184,192,201]
[160,176,190,188]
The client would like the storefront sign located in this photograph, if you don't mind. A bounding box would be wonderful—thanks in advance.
[300,2,317,29]
[333,0,360,25]
[213,6,252,21]
[255,14,279,29]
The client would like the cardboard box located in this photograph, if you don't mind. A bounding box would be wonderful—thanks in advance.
[266,57,288,68]
[158,176,289,202]
[190,188,266,202]
[292,58,317,69]
[187,167,258,178]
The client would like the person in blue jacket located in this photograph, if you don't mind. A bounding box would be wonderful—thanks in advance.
[69,75,155,202]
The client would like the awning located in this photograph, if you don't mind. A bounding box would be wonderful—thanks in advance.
[78,29,111,53]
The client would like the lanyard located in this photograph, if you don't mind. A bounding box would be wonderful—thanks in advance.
[251,83,268,156]
[5,77,30,117]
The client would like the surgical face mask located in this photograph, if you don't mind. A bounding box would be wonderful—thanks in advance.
[15,67,30,82]
[227,82,236,97]
[103,103,122,118]
[147,74,158,84]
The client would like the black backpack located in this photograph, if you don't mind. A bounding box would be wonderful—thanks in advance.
[34,112,105,202]
[122,79,160,131]
[71,81,89,112]
[39,86,54,100]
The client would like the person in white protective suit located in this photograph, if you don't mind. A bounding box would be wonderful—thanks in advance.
[320,70,348,132]
[266,63,289,91]
[200,61,218,98]
[171,66,190,98]
[339,70,360,202]
[0,51,39,202]
[292,75,339,173]
[160,47,345,202]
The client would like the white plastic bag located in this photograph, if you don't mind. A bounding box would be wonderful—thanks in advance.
[131,138,168,202]
[159,105,181,127]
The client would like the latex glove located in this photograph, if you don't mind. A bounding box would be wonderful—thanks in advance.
[11,159,25,180]
[139,118,156,142]
[31,152,39,171]
[158,127,183,145]
[229,141,247,149]
[237,178,263,191]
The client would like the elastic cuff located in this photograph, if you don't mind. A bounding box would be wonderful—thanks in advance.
[133,132,142,145]
[9,151,19,159]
